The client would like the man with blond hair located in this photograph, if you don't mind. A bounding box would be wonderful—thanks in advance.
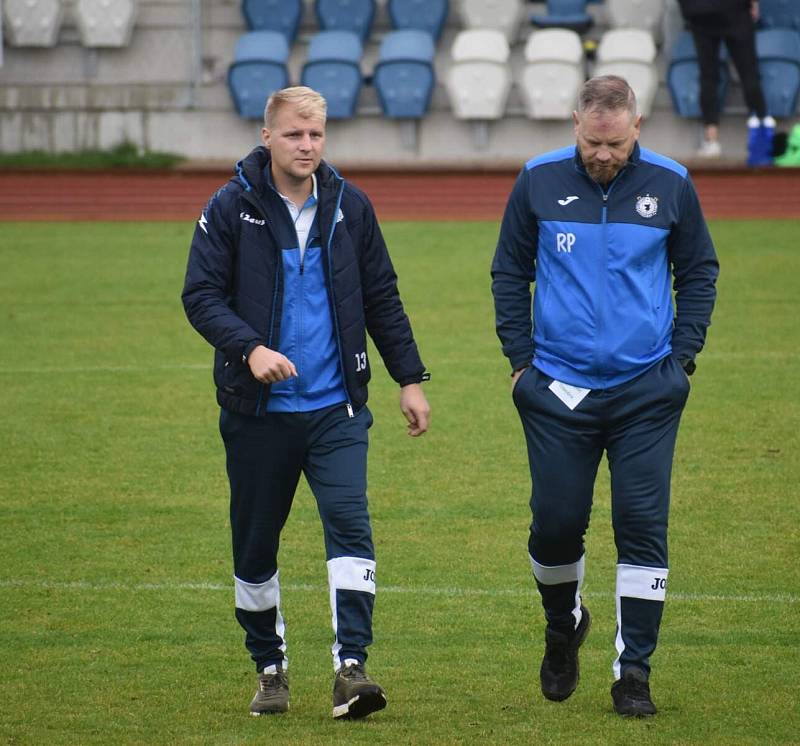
[183,86,430,719]
[492,76,718,716]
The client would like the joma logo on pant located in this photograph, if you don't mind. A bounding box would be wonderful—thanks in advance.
[651,577,667,590]
[363,568,375,582]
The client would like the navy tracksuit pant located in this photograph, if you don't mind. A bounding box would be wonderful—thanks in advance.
[219,403,376,673]
[513,354,690,679]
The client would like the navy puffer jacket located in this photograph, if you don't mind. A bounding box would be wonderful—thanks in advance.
[182,147,426,415]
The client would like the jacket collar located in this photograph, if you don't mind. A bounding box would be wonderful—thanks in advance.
[233,146,341,197]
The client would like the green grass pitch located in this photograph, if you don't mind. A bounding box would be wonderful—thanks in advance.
[0,219,798,745]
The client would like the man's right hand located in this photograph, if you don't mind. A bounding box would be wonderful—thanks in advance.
[511,366,529,392]
[246,345,297,383]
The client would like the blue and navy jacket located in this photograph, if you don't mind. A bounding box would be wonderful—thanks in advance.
[491,142,719,389]
[182,146,426,415]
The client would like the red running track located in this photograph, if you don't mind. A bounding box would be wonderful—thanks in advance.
[1,168,799,222]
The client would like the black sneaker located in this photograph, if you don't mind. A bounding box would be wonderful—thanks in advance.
[249,665,289,716]
[540,605,591,701]
[611,666,657,717]
[332,660,387,720]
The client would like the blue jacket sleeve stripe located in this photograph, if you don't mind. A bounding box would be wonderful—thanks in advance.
[639,147,688,179]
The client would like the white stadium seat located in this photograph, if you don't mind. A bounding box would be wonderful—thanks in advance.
[594,29,658,117]
[458,0,525,43]
[606,0,666,39]
[3,0,62,46]
[519,28,585,119]
[75,0,138,47]
[446,29,512,120]
[596,28,657,64]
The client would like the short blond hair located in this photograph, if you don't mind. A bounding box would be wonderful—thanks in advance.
[264,86,327,128]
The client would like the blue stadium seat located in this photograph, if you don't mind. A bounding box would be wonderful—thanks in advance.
[667,31,729,118]
[315,0,376,42]
[759,0,800,32]
[228,31,291,120]
[531,0,594,35]
[387,0,449,42]
[373,30,436,118]
[242,0,303,43]
[301,31,364,119]
[756,28,800,117]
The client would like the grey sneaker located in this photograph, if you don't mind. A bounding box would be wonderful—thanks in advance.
[332,660,387,720]
[250,664,289,716]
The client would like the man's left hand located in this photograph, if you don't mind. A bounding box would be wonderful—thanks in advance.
[399,383,430,437]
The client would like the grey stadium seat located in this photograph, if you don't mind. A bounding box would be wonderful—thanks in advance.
[519,28,585,119]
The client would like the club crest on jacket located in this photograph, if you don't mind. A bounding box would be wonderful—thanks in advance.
[635,194,658,219]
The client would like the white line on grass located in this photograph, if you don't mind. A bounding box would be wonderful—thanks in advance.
[0,579,796,604]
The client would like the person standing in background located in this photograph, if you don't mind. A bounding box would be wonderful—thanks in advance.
[679,0,775,163]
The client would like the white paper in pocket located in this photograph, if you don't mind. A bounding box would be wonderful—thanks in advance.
[548,379,591,410]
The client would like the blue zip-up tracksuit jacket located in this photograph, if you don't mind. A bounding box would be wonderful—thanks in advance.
[182,147,426,415]
[492,142,719,389]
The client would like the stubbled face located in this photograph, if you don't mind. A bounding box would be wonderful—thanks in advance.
[573,106,641,185]
[261,103,326,187]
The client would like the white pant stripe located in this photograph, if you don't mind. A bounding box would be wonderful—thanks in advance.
[234,571,280,612]
[613,564,669,679]
[327,557,376,671]
[530,553,585,629]
[234,571,287,669]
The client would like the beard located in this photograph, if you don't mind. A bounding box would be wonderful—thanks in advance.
[585,159,626,184]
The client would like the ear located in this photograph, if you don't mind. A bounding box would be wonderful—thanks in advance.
[633,114,642,140]
[261,127,271,149]
[572,110,580,136]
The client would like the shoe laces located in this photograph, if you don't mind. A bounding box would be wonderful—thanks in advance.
[259,670,287,692]
[623,674,650,701]
[545,627,570,655]
[340,662,369,682]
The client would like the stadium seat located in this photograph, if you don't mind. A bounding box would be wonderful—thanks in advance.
[756,28,800,117]
[606,0,665,38]
[228,31,291,120]
[242,0,303,44]
[446,29,512,120]
[301,31,364,119]
[2,0,63,46]
[667,31,729,119]
[458,0,524,43]
[519,28,585,119]
[373,29,436,118]
[315,0,375,43]
[593,29,658,116]
[387,0,449,42]
[759,0,800,32]
[74,0,138,47]
[531,0,593,36]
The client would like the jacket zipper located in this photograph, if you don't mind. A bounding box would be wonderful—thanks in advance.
[242,191,282,414]
[324,178,354,417]
[596,172,623,383]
